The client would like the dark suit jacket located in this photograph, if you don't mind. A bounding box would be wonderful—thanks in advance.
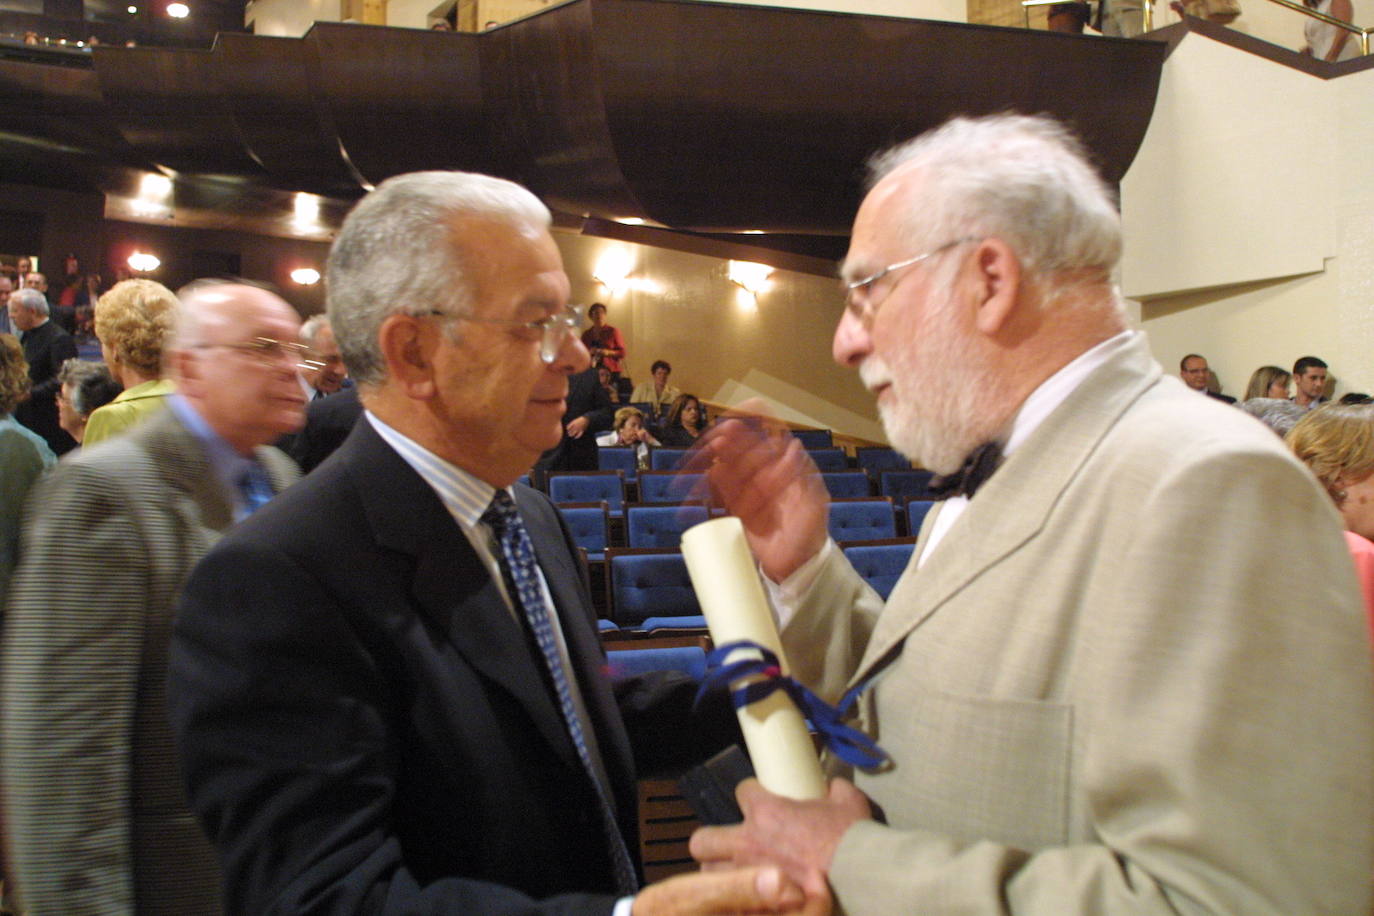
[289,385,363,473]
[15,319,77,454]
[169,418,730,914]
[535,366,614,477]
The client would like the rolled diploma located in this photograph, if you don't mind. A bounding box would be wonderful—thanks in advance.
[681,516,826,801]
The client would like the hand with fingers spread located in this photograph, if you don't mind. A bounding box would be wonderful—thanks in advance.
[690,402,831,583]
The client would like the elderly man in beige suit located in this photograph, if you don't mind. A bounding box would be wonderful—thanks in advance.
[692,114,1374,914]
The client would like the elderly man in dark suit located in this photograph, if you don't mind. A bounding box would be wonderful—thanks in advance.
[7,286,77,454]
[1,281,305,915]
[168,171,813,916]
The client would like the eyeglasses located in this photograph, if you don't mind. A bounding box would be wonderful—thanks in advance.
[199,337,317,370]
[423,303,588,364]
[843,236,975,328]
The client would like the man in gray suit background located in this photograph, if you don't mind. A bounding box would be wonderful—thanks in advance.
[691,114,1374,914]
[1,281,304,915]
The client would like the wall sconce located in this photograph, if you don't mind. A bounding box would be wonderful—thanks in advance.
[290,267,321,286]
[728,260,773,311]
[593,247,635,293]
[127,251,160,272]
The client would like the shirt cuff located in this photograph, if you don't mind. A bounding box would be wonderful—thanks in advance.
[613,895,636,916]
[761,538,836,629]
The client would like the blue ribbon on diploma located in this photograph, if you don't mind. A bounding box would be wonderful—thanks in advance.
[696,639,890,770]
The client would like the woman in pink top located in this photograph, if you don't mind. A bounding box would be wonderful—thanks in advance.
[1288,403,1374,633]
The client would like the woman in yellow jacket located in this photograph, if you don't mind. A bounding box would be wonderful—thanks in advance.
[83,279,178,447]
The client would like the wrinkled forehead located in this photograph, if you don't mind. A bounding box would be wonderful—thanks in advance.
[193,287,301,344]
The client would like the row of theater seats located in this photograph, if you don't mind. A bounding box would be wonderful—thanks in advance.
[553,499,927,627]
[596,441,918,483]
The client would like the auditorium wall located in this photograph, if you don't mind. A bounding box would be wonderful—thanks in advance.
[1123,31,1374,398]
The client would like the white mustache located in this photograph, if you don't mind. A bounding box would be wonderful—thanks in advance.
[859,358,892,393]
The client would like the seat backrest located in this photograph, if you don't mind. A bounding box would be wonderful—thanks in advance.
[906,499,936,536]
[556,502,609,557]
[638,615,708,632]
[625,503,710,549]
[820,471,872,499]
[598,445,639,482]
[548,471,625,515]
[649,448,691,471]
[792,428,833,449]
[605,645,708,681]
[606,548,700,625]
[827,497,897,542]
[878,468,935,504]
[855,447,910,473]
[840,538,917,600]
[806,447,848,471]
[637,471,706,504]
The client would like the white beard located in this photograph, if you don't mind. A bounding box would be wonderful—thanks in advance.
[860,295,1005,476]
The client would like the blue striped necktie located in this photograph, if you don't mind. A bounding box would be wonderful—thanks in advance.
[482,489,639,894]
[236,462,275,516]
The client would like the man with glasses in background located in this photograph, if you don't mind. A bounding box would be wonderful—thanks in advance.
[692,114,1373,915]
[168,171,815,916]
[2,280,303,915]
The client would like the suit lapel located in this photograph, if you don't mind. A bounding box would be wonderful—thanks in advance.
[139,408,236,532]
[344,421,583,773]
[853,335,1163,686]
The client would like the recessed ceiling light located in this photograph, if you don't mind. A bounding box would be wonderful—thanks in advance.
[167,2,190,18]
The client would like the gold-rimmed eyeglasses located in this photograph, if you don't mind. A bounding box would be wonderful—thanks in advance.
[843,236,976,328]
[423,303,588,364]
[198,337,320,371]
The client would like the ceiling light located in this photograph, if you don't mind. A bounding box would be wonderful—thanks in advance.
[128,251,160,272]
[167,2,189,17]
[290,267,321,286]
[127,5,137,12]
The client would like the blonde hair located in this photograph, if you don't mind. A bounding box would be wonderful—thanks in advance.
[1244,365,1291,402]
[613,406,645,431]
[1286,403,1374,504]
[0,334,31,416]
[94,279,179,376]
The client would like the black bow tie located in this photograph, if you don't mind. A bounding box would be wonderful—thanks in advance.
[927,441,1004,501]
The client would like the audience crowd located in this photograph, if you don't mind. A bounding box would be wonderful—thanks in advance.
[0,116,1371,916]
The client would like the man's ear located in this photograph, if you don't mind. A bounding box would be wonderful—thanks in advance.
[167,349,201,397]
[969,237,1022,337]
[377,313,438,400]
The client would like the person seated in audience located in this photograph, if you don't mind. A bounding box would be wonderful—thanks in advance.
[1180,353,1234,403]
[1292,355,1329,409]
[597,405,661,467]
[1239,397,1306,438]
[1287,403,1374,634]
[598,364,621,404]
[56,358,121,445]
[0,333,55,605]
[1244,365,1292,401]
[658,393,706,447]
[83,278,179,446]
[581,302,626,378]
[631,359,681,418]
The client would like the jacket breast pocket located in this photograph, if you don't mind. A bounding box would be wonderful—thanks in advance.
[864,685,1073,851]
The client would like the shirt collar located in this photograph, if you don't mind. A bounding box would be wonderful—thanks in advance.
[364,410,504,529]
[1001,329,1135,459]
[166,392,265,516]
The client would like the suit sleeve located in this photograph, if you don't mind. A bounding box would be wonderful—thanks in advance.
[794,449,1374,914]
[31,332,77,400]
[583,381,614,435]
[168,537,618,916]
[0,463,146,915]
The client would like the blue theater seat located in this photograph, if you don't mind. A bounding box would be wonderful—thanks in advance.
[605,548,700,626]
[637,471,706,504]
[548,470,626,517]
[827,498,897,542]
[598,445,640,483]
[605,645,708,681]
[806,448,848,471]
[649,448,692,471]
[840,538,917,600]
[792,429,833,449]
[556,501,610,563]
[625,503,710,549]
[820,471,872,499]
[906,499,936,536]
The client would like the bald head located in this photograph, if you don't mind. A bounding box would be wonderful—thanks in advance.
[169,283,308,454]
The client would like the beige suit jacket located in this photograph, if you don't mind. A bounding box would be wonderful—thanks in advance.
[783,334,1374,914]
[1,407,298,915]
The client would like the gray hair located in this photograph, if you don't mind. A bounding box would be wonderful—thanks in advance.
[299,314,331,349]
[868,114,1123,291]
[11,287,48,317]
[1240,397,1306,439]
[58,358,120,416]
[326,170,551,387]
